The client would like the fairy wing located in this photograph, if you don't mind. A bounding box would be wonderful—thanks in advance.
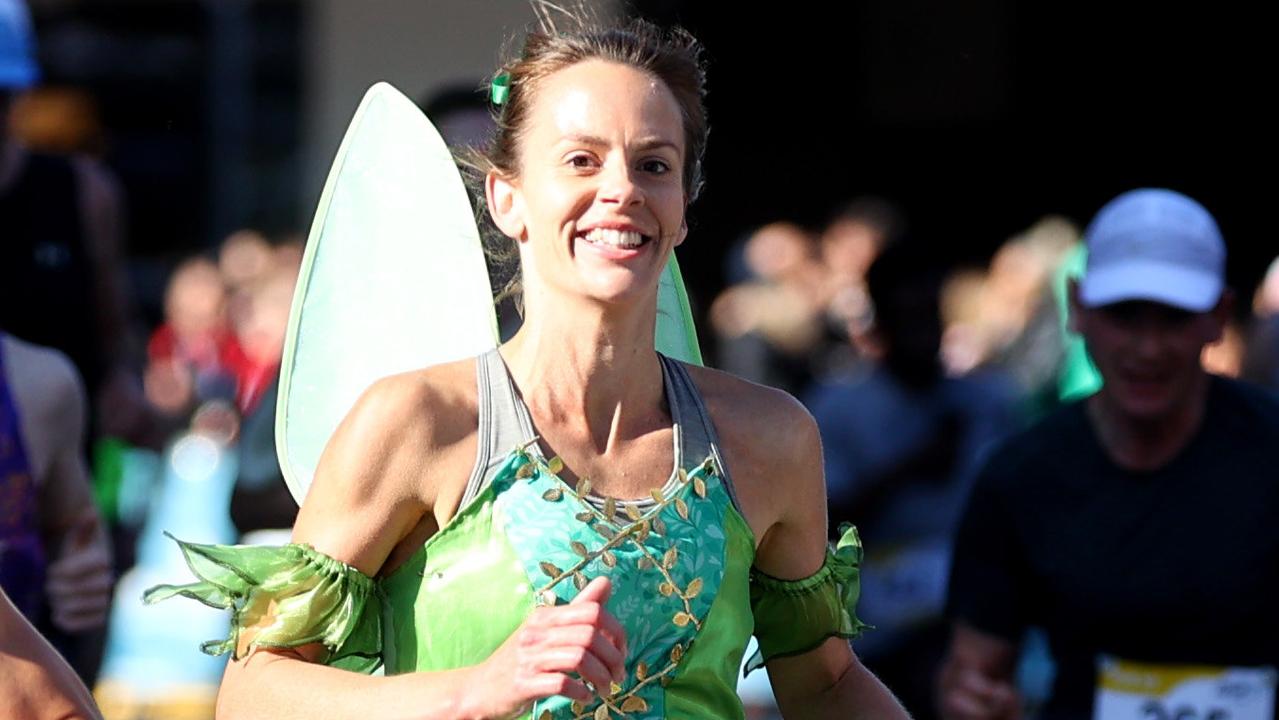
[276,82,498,503]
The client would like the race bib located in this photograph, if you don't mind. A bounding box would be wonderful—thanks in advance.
[1095,655,1276,720]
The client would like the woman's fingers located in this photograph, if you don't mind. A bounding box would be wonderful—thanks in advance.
[542,598,627,658]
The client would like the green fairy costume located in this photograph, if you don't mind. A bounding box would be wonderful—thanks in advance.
[144,84,869,719]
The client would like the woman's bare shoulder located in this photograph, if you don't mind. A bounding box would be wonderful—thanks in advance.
[293,356,483,573]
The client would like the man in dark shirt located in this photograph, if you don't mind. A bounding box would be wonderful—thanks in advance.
[941,189,1279,720]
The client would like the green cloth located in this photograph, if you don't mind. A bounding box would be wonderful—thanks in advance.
[146,449,869,718]
[745,524,871,675]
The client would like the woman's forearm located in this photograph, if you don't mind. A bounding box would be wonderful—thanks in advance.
[217,650,482,720]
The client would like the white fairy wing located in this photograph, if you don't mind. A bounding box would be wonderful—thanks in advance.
[276,82,498,503]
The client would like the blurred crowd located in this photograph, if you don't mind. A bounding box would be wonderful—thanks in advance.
[6,2,1279,720]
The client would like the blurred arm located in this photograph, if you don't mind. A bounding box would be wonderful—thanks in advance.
[938,623,1020,720]
[0,587,104,720]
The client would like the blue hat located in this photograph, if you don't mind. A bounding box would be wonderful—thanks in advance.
[1,0,39,90]
[1080,188,1225,312]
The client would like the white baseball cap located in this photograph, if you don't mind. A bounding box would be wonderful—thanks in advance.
[1079,188,1225,312]
[0,0,38,90]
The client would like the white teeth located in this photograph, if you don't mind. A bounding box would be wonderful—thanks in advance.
[583,228,644,248]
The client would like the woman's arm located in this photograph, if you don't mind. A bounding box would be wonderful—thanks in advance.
[0,587,103,720]
[214,368,628,720]
[746,396,911,720]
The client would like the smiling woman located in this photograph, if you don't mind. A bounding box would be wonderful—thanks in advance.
[144,5,908,720]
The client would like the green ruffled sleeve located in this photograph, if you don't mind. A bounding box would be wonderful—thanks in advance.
[142,535,383,673]
[745,523,871,675]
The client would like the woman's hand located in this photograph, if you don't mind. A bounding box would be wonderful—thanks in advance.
[458,576,627,719]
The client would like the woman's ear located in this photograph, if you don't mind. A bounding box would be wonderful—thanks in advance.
[674,219,688,247]
[485,170,525,241]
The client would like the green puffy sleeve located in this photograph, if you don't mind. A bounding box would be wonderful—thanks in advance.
[142,535,383,673]
[745,523,871,675]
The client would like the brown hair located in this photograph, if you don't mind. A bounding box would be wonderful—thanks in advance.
[465,3,709,303]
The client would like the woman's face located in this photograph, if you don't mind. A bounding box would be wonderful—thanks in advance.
[489,59,688,307]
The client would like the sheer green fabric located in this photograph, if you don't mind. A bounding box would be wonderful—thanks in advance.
[142,535,382,672]
[744,523,871,675]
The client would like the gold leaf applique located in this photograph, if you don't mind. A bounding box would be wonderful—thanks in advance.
[573,572,588,590]
[650,487,666,503]
[670,643,684,663]
[595,524,617,540]
[658,582,675,597]
[621,696,649,712]
[661,675,673,687]
[702,458,716,475]
[652,518,667,536]
[594,704,610,720]
[570,541,589,557]
[601,550,617,568]
[635,662,649,680]
[672,611,692,627]
[539,561,562,578]
[674,498,690,520]
[609,682,622,696]
[685,577,704,598]
[693,476,707,499]
[575,511,595,523]
[516,463,534,479]
[540,710,553,720]
[635,522,650,542]
[637,556,654,570]
[662,547,678,569]
[603,498,616,519]
[539,590,557,606]
[578,478,592,497]
[547,456,564,475]
[542,487,563,502]
[571,701,584,714]
[624,503,642,522]
[677,468,689,484]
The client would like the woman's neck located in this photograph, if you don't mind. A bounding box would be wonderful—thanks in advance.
[501,286,665,454]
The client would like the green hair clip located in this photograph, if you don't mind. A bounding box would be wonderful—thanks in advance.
[490,72,511,106]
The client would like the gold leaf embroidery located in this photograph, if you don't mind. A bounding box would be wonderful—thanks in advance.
[571,702,584,714]
[685,577,704,598]
[539,561,561,578]
[670,643,684,663]
[693,476,707,498]
[542,487,563,502]
[635,522,650,542]
[570,541,589,557]
[650,487,666,503]
[677,468,689,484]
[578,478,592,497]
[540,710,553,720]
[516,463,533,479]
[620,696,649,712]
[603,498,616,519]
[624,503,642,522]
[539,590,557,606]
[575,511,595,523]
[601,550,617,568]
[652,518,667,536]
[674,498,689,520]
[609,681,622,696]
[672,611,692,627]
[635,661,649,680]
[595,524,616,540]
[573,572,588,590]
[661,675,672,687]
[594,704,610,720]
[637,556,654,570]
[662,546,678,569]
[658,582,675,597]
[547,456,564,475]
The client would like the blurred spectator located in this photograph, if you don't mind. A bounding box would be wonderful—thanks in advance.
[0,331,113,662]
[711,221,827,394]
[1242,257,1279,390]
[820,197,905,342]
[943,189,1279,720]
[1,585,104,720]
[807,243,1020,719]
[1,0,144,444]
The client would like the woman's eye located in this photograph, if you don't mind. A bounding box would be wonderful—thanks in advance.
[567,154,597,169]
[640,159,671,174]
